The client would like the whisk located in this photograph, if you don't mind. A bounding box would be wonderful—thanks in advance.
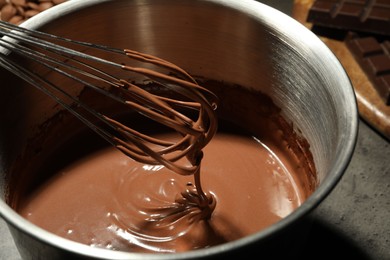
[0,21,218,213]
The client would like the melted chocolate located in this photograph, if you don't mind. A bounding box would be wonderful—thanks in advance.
[18,129,305,253]
[7,79,317,253]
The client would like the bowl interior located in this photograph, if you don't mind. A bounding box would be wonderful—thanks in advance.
[0,0,358,258]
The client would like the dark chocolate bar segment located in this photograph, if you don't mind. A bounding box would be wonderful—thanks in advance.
[346,34,390,105]
[307,0,390,36]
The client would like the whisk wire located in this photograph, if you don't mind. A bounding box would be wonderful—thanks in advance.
[0,54,120,150]
[0,20,218,176]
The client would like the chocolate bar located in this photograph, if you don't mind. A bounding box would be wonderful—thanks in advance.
[346,34,390,105]
[307,0,390,36]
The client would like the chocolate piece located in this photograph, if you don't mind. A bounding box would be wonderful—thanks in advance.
[307,0,390,36]
[346,34,390,105]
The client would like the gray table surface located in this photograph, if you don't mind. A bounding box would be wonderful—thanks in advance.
[1,1,389,259]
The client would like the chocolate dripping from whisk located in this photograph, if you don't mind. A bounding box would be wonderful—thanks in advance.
[114,50,219,220]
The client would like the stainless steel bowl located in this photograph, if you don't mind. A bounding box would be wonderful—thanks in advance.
[0,0,358,259]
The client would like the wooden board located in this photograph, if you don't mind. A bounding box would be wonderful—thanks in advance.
[293,0,390,141]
